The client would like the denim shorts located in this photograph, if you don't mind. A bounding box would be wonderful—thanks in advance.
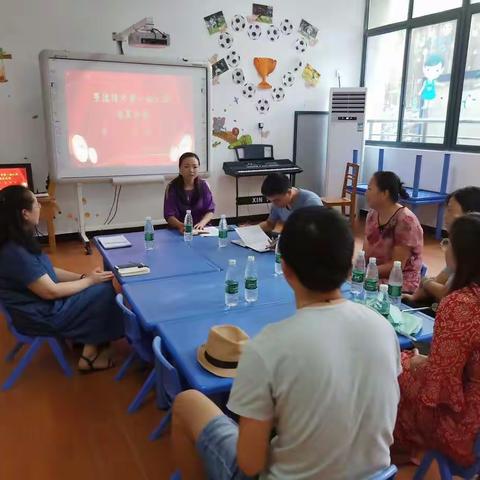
[196,415,256,480]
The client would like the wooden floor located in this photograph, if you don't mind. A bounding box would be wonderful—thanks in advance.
[0,226,447,480]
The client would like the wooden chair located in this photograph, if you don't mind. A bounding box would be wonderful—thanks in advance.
[37,180,58,252]
[322,162,360,225]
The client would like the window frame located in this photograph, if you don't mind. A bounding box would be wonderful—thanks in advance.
[360,0,480,152]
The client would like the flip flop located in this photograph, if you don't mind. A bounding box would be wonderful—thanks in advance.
[78,353,115,373]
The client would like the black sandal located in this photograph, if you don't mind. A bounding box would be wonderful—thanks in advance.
[79,353,115,373]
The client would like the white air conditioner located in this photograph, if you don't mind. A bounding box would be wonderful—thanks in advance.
[324,88,367,197]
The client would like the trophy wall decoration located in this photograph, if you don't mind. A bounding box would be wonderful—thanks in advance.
[254,57,277,90]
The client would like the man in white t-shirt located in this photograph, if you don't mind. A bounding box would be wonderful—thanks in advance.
[172,207,402,480]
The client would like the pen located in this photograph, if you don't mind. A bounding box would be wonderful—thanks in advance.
[401,306,431,313]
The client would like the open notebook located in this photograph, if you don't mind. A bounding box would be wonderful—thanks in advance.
[232,225,271,253]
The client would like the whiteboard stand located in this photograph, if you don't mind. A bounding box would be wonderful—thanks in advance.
[76,183,92,255]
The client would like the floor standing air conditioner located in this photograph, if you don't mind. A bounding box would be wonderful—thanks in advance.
[324,88,367,197]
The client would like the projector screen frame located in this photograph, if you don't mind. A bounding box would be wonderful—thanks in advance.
[39,50,212,183]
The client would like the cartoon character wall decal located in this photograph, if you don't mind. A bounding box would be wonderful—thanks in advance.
[419,53,444,107]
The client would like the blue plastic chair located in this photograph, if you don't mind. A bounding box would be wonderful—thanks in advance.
[368,465,397,479]
[413,435,480,479]
[150,336,182,441]
[1,302,73,391]
[115,294,156,413]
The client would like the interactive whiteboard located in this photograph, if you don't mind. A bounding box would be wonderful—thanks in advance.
[40,51,211,181]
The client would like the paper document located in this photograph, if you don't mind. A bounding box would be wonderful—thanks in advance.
[234,226,271,253]
[97,235,131,249]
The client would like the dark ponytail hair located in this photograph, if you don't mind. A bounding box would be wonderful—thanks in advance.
[447,186,480,214]
[169,152,203,207]
[449,213,480,293]
[373,171,409,203]
[0,185,41,254]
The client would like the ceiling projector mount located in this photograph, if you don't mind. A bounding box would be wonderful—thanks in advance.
[112,17,170,54]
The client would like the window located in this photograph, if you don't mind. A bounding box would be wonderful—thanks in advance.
[365,31,406,141]
[362,0,480,151]
[402,21,456,143]
[368,0,409,29]
[413,0,461,18]
[457,13,480,145]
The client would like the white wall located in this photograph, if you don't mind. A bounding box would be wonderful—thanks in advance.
[363,146,480,228]
[0,0,364,234]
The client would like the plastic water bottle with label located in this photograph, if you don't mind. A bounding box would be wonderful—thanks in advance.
[274,236,283,276]
[364,257,379,303]
[225,259,240,307]
[218,214,228,248]
[184,210,193,243]
[144,216,154,250]
[388,261,403,307]
[351,250,366,302]
[244,256,258,303]
[374,284,391,317]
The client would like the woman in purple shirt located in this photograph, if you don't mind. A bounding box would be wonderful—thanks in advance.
[164,152,215,233]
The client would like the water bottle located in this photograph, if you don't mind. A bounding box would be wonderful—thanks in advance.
[351,250,366,302]
[374,284,390,317]
[144,216,154,250]
[244,256,258,303]
[364,257,379,302]
[388,260,403,307]
[274,236,283,276]
[184,210,193,243]
[225,259,240,307]
[218,214,228,248]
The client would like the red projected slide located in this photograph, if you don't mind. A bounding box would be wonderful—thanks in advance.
[0,167,30,190]
[65,69,196,169]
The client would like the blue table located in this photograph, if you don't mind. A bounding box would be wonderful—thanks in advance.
[191,233,281,277]
[156,301,434,396]
[159,303,296,394]
[95,230,222,284]
[123,269,297,332]
[105,228,434,397]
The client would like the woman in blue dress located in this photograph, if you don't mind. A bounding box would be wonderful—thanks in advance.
[0,186,124,372]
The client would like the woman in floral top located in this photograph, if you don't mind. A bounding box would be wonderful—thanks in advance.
[364,171,423,293]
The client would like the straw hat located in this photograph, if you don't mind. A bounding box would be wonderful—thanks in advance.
[197,325,249,378]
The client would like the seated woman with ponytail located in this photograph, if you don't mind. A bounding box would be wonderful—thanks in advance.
[364,171,424,293]
[164,152,215,233]
[0,186,124,372]
[404,186,480,308]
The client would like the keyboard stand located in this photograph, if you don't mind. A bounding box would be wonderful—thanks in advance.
[228,145,300,222]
